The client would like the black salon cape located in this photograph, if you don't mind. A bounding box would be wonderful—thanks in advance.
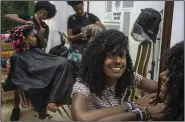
[5,48,74,112]
[49,44,81,81]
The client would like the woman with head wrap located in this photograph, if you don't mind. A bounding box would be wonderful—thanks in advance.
[5,25,74,120]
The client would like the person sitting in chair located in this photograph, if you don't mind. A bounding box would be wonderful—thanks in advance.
[71,29,168,121]
[3,1,57,121]
[5,25,74,120]
[162,41,184,121]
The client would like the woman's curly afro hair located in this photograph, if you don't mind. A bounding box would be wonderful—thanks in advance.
[35,1,57,19]
[79,29,134,98]
[164,41,184,121]
[67,1,83,7]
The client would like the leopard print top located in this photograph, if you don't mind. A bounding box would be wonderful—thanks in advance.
[72,72,143,110]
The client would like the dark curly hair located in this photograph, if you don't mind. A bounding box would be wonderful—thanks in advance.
[35,1,57,19]
[79,29,134,98]
[67,1,83,7]
[164,41,184,120]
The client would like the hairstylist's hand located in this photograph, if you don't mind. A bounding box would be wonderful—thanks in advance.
[160,70,168,88]
[39,28,45,37]
[79,32,87,40]
[87,24,97,30]
[149,70,169,104]
[160,70,169,101]
[148,103,165,120]
[25,21,34,25]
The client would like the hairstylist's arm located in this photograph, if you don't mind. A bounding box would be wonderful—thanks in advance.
[38,28,47,48]
[87,21,105,31]
[3,14,33,25]
[94,21,106,30]
[72,92,125,121]
[87,13,105,30]
[67,28,84,42]
[67,16,84,42]
[138,70,168,94]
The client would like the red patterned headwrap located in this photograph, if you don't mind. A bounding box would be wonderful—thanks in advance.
[7,25,34,52]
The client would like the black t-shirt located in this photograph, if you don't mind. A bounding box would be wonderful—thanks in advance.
[18,13,49,48]
[67,12,100,44]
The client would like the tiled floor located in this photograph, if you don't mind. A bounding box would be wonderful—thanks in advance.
[1,99,72,121]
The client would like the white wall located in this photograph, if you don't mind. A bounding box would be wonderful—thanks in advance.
[89,1,165,79]
[42,1,183,78]
[170,1,184,47]
[129,1,164,79]
[89,1,106,23]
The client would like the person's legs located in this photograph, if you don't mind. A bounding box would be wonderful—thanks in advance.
[10,90,20,121]
[46,58,74,113]
[38,110,47,120]
[47,103,58,112]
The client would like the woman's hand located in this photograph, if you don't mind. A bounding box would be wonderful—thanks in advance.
[135,96,165,120]
[135,94,155,107]
[39,28,45,37]
[148,103,165,120]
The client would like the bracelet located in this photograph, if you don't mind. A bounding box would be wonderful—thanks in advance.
[130,101,139,108]
[139,107,153,121]
[121,101,133,112]
[132,108,142,121]
[122,101,139,111]
[145,108,153,121]
[140,108,147,120]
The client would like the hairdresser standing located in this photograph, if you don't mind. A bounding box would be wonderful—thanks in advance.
[67,1,105,54]
[3,1,57,50]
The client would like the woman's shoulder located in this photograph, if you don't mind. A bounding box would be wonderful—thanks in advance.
[68,14,76,19]
[72,78,90,97]
[87,12,95,16]
[73,78,89,89]
[132,72,143,88]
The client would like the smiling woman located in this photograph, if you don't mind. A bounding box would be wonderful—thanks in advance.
[104,49,127,81]
[71,29,166,121]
